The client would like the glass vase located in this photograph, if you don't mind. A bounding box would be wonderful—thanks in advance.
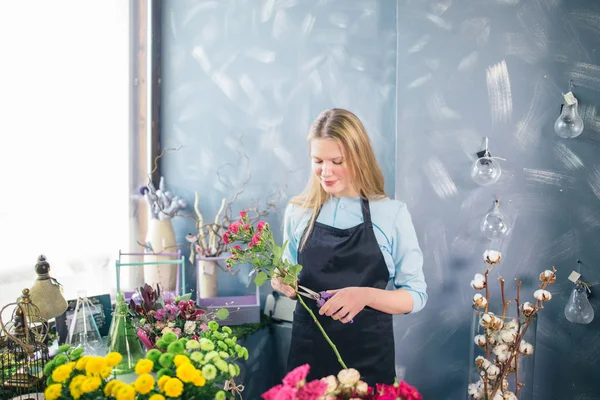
[107,293,145,374]
[467,306,537,400]
[66,290,104,356]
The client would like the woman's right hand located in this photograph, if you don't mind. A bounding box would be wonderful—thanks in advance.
[271,275,297,299]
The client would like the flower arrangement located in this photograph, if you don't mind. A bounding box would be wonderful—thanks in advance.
[467,250,557,400]
[262,364,422,400]
[224,211,347,369]
[128,284,229,350]
[44,321,248,400]
[139,176,186,220]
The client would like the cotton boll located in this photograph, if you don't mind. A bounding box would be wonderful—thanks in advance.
[490,315,504,331]
[474,334,487,347]
[539,270,556,284]
[479,313,494,328]
[533,289,552,302]
[471,273,486,290]
[486,364,500,380]
[498,329,516,344]
[492,344,510,362]
[519,340,534,355]
[473,293,488,308]
[520,302,535,317]
[483,250,502,264]
[503,391,518,400]
[503,319,518,332]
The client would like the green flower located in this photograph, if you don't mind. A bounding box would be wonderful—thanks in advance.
[53,354,68,366]
[216,390,226,400]
[228,363,239,377]
[157,367,174,379]
[190,351,204,364]
[222,326,232,335]
[57,344,71,353]
[167,341,185,354]
[214,358,229,372]
[158,353,175,368]
[146,349,162,366]
[219,351,230,359]
[217,340,228,351]
[162,331,178,344]
[202,364,217,380]
[186,340,201,350]
[204,351,219,363]
[208,321,219,331]
[199,338,215,351]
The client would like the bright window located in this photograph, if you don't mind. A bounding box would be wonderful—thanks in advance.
[0,1,130,307]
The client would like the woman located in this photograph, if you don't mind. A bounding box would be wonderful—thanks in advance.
[272,108,427,386]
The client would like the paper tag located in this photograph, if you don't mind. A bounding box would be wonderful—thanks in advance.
[203,262,215,276]
[564,92,577,106]
[567,270,581,283]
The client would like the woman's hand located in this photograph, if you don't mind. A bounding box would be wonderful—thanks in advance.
[318,287,372,323]
[271,274,297,299]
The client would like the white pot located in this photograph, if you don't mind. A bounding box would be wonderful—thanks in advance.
[144,219,178,291]
[197,257,226,299]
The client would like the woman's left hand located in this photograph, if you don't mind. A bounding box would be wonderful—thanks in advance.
[318,287,371,323]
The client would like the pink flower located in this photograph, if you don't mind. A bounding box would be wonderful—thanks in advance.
[297,379,328,400]
[257,221,266,231]
[251,233,262,246]
[222,232,231,244]
[229,221,242,234]
[233,245,242,252]
[240,210,247,219]
[283,364,310,388]
[262,384,297,400]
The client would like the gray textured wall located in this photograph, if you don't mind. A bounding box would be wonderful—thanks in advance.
[160,0,600,399]
[395,0,600,399]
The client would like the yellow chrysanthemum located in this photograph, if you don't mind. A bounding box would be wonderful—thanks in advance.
[162,377,184,398]
[149,394,166,400]
[192,370,206,387]
[101,366,113,379]
[157,375,170,392]
[51,363,74,383]
[85,356,108,375]
[44,383,63,400]
[173,354,190,367]
[104,380,119,397]
[75,356,90,371]
[105,352,123,367]
[81,376,102,393]
[134,373,155,395]
[116,385,136,400]
[135,359,154,375]
[69,374,86,399]
[176,362,196,383]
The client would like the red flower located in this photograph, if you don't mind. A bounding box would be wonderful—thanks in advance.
[257,221,266,231]
[261,384,297,400]
[229,221,242,234]
[233,245,242,252]
[222,232,231,244]
[240,210,247,219]
[251,233,262,246]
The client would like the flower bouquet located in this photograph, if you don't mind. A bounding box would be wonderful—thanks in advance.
[467,250,557,400]
[44,320,249,400]
[224,211,348,369]
[262,364,422,400]
[128,284,229,350]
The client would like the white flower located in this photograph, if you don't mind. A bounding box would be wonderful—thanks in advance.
[533,289,552,302]
[468,380,484,399]
[471,273,486,290]
[320,375,338,393]
[492,344,510,362]
[519,340,534,355]
[503,391,518,400]
[337,368,360,386]
[498,329,516,344]
[475,356,491,369]
[483,250,502,264]
[503,319,518,332]
[355,381,368,396]
[520,302,535,317]
[486,364,500,380]
[184,320,196,335]
[474,334,486,347]
[539,269,556,284]
[473,293,488,308]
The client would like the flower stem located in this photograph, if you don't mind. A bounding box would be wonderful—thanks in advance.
[295,291,348,369]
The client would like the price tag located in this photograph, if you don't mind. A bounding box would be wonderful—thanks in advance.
[563,92,577,106]
[567,270,581,283]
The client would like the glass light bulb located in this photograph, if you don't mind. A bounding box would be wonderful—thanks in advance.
[480,201,509,240]
[564,284,594,324]
[554,102,584,138]
[471,156,502,186]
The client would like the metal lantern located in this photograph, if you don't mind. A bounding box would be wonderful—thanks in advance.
[0,288,50,399]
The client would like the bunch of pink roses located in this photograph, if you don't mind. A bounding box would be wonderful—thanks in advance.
[262,364,422,400]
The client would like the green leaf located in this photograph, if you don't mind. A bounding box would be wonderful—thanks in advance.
[216,308,230,320]
[282,274,296,286]
[254,271,268,286]
[272,245,283,262]
[288,264,303,276]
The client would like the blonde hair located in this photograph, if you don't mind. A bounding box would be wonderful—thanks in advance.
[291,108,387,250]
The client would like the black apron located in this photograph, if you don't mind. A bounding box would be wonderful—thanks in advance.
[286,198,396,386]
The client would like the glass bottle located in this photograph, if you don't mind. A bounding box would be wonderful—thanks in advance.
[564,283,594,324]
[67,289,104,355]
[107,292,145,374]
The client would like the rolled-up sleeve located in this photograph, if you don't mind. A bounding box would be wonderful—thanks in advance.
[282,204,299,265]
[392,203,428,313]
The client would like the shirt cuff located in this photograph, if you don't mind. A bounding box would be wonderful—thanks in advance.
[405,288,427,314]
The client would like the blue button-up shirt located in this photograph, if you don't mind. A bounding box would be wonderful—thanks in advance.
[283,196,428,313]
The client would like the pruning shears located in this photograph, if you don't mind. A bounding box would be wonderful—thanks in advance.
[296,285,354,324]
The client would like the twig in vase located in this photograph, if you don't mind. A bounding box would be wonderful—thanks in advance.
[515,279,522,397]
[498,276,511,319]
